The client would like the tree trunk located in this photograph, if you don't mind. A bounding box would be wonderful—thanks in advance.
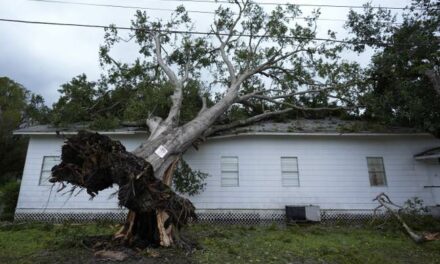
[49,131,195,248]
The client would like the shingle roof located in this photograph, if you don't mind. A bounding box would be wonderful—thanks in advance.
[13,124,148,135]
[13,119,427,136]
[213,118,425,137]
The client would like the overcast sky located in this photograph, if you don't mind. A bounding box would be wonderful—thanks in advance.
[0,0,410,105]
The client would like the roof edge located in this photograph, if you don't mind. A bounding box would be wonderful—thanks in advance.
[209,132,433,139]
[13,131,432,137]
[12,131,148,135]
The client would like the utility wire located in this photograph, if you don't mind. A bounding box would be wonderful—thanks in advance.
[0,18,427,47]
[29,0,214,14]
[27,0,403,24]
[151,0,412,10]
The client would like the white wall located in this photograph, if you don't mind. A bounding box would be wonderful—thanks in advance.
[16,134,440,214]
[185,135,440,210]
[16,134,146,213]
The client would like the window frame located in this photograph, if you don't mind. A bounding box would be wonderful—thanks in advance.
[220,156,239,187]
[281,156,300,187]
[39,156,60,186]
[366,156,388,187]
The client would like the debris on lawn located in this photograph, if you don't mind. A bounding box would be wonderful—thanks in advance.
[373,192,440,243]
[94,250,128,261]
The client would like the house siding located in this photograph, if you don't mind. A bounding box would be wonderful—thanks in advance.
[15,134,440,216]
[16,135,145,212]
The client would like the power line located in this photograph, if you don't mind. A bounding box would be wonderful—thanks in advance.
[29,0,214,14]
[0,18,424,47]
[27,0,402,25]
[135,0,412,10]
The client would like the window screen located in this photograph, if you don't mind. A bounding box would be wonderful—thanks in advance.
[367,157,387,186]
[40,156,60,186]
[221,156,239,187]
[281,157,300,186]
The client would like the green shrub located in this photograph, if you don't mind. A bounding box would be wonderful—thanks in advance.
[173,159,208,196]
[0,180,20,221]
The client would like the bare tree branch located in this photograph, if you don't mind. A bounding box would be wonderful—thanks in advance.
[251,94,348,112]
[198,96,208,115]
[373,193,440,243]
[154,33,183,128]
[146,116,163,137]
[154,34,179,85]
[243,47,308,80]
[238,86,339,102]
[212,0,249,84]
[204,108,294,136]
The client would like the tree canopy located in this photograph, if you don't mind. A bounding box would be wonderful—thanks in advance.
[49,1,365,132]
[345,0,440,136]
[0,77,49,184]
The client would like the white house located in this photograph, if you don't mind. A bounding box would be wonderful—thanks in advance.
[13,119,440,222]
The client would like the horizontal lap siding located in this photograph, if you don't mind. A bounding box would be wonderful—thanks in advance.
[16,135,146,210]
[185,136,439,210]
[17,134,440,212]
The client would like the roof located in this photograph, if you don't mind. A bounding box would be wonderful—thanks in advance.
[13,119,430,137]
[13,124,148,135]
[212,119,429,138]
[414,147,440,160]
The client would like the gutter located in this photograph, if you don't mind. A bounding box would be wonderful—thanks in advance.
[12,131,148,136]
[208,132,432,139]
[13,130,432,138]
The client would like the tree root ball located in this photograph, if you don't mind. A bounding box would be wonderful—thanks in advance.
[49,131,196,245]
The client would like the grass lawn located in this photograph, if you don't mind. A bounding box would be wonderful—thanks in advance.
[1,222,440,263]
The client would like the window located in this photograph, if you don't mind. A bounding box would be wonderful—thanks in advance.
[221,156,239,187]
[367,157,387,186]
[281,157,300,186]
[40,156,60,185]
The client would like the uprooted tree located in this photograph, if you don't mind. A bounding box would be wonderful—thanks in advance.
[49,0,363,247]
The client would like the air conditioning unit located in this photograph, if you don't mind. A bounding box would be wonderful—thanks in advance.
[286,205,321,222]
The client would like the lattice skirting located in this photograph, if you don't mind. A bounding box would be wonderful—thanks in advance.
[14,208,388,224]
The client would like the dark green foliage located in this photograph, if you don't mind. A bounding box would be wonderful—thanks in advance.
[173,159,208,196]
[51,74,116,128]
[0,180,20,221]
[0,77,49,184]
[50,74,211,129]
[403,197,428,215]
[345,0,440,136]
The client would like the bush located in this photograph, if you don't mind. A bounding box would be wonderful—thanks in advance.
[0,180,20,221]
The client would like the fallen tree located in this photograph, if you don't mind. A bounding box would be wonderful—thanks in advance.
[373,193,440,243]
[50,131,195,247]
[49,0,362,247]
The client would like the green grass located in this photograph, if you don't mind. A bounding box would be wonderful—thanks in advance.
[1,222,440,263]
[0,222,114,263]
[191,224,440,264]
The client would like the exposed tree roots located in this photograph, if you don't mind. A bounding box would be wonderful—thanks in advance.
[373,193,440,243]
[50,131,196,247]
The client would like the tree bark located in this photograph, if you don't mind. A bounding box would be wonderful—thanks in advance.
[373,193,440,243]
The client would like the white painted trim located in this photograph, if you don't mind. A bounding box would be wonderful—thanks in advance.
[209,132,432,139]
[13,131,148,135]
[14,130,430,138]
